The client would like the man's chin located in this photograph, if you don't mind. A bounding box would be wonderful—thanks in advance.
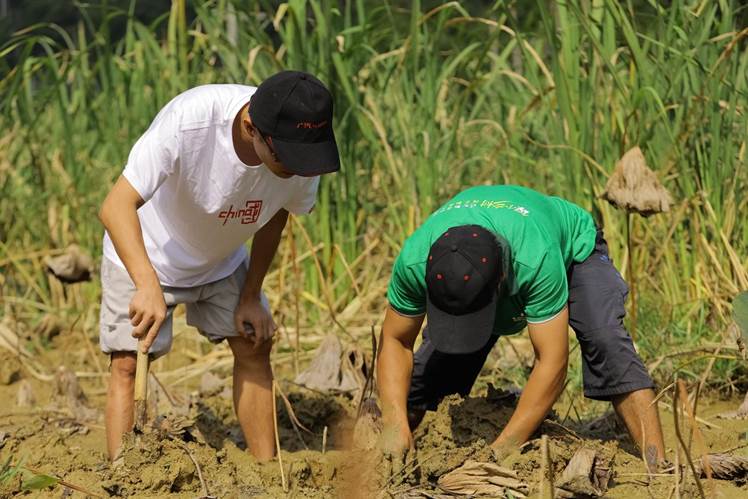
[267,165,294,179]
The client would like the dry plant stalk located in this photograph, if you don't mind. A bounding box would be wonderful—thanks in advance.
[676,380,715,497]
[133,342,150,432]
[672,380,706,499]
[602,146,672,340]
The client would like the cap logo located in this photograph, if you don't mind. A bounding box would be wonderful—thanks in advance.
[296,120,328,129]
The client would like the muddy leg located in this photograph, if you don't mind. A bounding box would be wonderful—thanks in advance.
[612,388,665,470]
[228,336,275,460]
[106,351,137,461]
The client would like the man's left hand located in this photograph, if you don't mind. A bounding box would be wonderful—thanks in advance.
[234,295,276,347]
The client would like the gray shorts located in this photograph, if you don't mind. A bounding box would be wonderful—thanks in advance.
[99,257,270,358]
[408,229,655,410]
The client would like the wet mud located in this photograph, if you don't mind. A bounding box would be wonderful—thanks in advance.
[2,334,748,498]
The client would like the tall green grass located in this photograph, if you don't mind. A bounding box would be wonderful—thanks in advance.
[1,1,746,382]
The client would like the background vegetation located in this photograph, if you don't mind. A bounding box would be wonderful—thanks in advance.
[1,0,747,399]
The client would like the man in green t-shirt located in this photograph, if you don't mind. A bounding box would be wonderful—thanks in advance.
[377,185,665,470]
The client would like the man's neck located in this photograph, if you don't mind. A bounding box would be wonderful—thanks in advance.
[232,104,262,167]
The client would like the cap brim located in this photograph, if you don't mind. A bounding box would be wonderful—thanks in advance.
[272,135,341,176]
[426,291,498,354]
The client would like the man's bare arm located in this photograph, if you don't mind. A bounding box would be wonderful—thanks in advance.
[492,308,569,449]
[98,175,165,352]
[234,208,289,346]
[377,306,424,450]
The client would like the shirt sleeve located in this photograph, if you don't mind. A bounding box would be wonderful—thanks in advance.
[122,107,180,202]
[386,253,427,316]
[524,249,569,323]
[283,176,320,215]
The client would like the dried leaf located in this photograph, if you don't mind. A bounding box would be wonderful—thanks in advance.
[602,147,672,216]
[697,453,748,481]
[294,335,366,395]
[44,244,93,283]
[437,460,528,497]
[556,447,611,497]
[51,366,98,422]
[199,372,224,395]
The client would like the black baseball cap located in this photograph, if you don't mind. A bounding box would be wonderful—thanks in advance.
[249,70,340,176]
[425,225,502,354]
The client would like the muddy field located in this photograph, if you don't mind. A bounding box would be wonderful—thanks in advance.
[2,316,748,498]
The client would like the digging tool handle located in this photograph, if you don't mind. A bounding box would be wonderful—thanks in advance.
[133,339,150,431]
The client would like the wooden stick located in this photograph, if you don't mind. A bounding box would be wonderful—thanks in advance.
[627,212,638,341]
[539,435,554,498]
[272,381,288,492]
[133,340,150,432]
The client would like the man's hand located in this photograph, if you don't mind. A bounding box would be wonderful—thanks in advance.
[380,419,414,456]
[380,424,417,485]
[234,295,276,347]
[490,439,519,465]
[377,306,423,472]
[129,282,167,353]
[492,308,569,448]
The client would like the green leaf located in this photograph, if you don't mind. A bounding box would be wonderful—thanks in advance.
[734,291,748,342]
[21,473,58,491]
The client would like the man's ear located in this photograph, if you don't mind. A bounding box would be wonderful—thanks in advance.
[244,113,256,137]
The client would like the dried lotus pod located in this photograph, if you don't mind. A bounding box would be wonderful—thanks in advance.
[602,147,672,216]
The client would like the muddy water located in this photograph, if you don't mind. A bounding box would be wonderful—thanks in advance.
[2,345,748,497]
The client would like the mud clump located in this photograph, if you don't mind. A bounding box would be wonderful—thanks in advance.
[414,387,520,478]
[0,350,21,385]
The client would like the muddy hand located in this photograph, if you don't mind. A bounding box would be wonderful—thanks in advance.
[234,295,276,347]
[383,446,416,484]
[129,283,167,353]
[490,441,516,464]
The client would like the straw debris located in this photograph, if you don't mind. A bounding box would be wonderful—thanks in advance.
[697,453,748,482]
[602,147,672,216]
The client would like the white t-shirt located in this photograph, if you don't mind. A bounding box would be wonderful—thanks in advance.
[103,84,319,287]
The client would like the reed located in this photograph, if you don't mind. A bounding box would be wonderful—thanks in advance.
[1,0,746,386]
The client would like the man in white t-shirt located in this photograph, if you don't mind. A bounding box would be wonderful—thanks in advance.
[98,71,340,461]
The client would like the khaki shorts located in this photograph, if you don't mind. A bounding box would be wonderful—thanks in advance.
[99,257,270,358]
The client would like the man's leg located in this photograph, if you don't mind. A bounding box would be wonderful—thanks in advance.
[567,230,665,469]
[407,327,499,432]
[227,336,275,460]
[612,388,665,469]
[100,257,176,461]
[105,352,137,461]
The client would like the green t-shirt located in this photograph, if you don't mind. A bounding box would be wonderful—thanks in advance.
[387,185,597,335]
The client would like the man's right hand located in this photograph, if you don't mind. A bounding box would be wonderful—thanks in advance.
[380,424,416,484]
[129,282,166,353]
